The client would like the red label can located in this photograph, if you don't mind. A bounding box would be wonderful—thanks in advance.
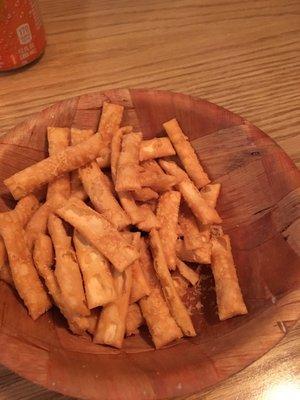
[0,0,46,71]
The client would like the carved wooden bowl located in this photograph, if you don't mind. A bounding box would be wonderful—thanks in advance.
[0,89,299,400]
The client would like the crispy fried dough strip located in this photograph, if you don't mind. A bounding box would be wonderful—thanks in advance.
[85,310,99,335]
[172,272,189,298]
[0,263,13,286]
[138,238,182,348]
[33,233,54,267]
[178,179,222,225]
[14,194,40,227]
[211,235,248,320]
[0,212,51,319]
[25,202,52,251]
[71,129,126,220]
[46,127,71,201]
[177,223,183,237]
[70,171,88,200]
[146,199,158,213]
[139,170,178,192]
[126,303,144,336]
[159,159,189,182]
[25,194,66,252]
[71,128,94,145]
[72,126,130,227]
[179,206,210,251]
[163,118,210,188]
[55,197,139,271]
[67,315,93,336]
[149,229,195,336]
[70,128,94,200]
[96,150,111,169]
[118,192,145,225]
[73,230,116,309]
[0,194,40,269]
[115,132,143,192]
[141,285,183,348]
[176,239,211,264]
[139,169,178,193]
[137,204,161,232]
[5,133,104,200]
[196,223,211,241]
[98,101,124,144]
[139,137,175,161]
[141,160,164,174]
[0,240,7,270]
[47,127,69,154]
[110,126,133,183]
[160,160,221,212]
[156,191,181,270]
[179,208,202,251]
[97,134,176,166]
[102,172,115,193]
[139,239,158,289]
[79,161,130,230]
[33,233,94,335]
[48,214,90,317]
[94,266,132,348]
[201,183,221,209]
[159,161,221,224]
[129,233,150,303]
[111,126,145,224]
[33,233,58,297]
[132,188,158,202]
[176,258,200,286]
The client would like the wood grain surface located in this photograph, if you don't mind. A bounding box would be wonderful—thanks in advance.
[0,1,299,400]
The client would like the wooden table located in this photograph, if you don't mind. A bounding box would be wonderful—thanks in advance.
[0,1,299,399]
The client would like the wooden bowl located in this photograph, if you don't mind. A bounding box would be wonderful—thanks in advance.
[0,89,299,400]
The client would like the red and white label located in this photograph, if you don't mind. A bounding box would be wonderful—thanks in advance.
[16,23,32,45]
